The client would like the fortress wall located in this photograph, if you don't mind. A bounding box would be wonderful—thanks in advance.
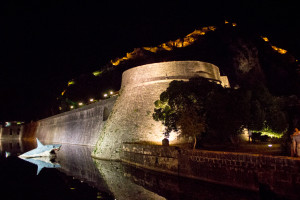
[121,143,300,199]
[0,124,23,141]
[32,96,117,146]
[121,60,221,87]
[92,61,223,160]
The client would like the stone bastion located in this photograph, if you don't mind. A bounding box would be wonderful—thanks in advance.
[92,61,228,160]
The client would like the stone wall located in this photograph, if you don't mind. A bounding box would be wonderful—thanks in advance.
[23,96,117,146]
[92,61,225,160]
[0,124,23,140]
[121,143,300,199]
[22,121,38,140]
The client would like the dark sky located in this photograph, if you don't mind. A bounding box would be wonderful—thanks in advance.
[1,0,300,122]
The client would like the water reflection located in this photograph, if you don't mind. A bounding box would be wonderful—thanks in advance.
[0,139,35,156]
[0,140,263,200]
[93,160,166,200]
[56,143,113,194]
[93,160,262,200]
[0,140,114,200]
[19,156,61,175]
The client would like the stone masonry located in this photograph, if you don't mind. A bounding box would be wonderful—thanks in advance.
[92,61,226,160]
[33,96,117,146]
[121,143,300,199]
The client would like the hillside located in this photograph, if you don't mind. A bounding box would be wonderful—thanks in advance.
[57,21,300,112]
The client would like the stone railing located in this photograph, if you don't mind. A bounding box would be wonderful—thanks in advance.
[121,143,300,199]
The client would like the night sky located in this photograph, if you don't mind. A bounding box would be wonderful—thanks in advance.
[1,0,300,122]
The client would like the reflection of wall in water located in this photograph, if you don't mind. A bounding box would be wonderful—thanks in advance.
[93,160,166,200]
[93,160,257,200]
[0,140,23,155]
[55,144,113,196]
[122,162,258,200]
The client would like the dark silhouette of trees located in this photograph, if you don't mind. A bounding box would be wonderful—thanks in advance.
[153,77,289,147]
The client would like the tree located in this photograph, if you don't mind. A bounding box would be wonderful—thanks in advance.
[153,77,218,148]
[204,87,250,143]
[176,106,205,149]
[153,77,289,148]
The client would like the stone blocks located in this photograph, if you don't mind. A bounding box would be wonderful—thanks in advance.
[121,143,300,198]
[92,61,224,160]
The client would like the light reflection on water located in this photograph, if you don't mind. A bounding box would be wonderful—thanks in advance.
[0,140,261,200]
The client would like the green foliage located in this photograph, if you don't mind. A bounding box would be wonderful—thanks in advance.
[153,77,219,144]
[153,77,289,145]
[254,127,284,138]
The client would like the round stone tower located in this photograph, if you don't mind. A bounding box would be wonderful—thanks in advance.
[92,61,224,160]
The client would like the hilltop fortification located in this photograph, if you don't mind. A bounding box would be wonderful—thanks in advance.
[92,61,228,160]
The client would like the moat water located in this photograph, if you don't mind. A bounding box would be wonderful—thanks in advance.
[0,140,265,200]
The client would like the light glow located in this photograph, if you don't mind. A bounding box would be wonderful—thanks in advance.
[68,80,75,86]
[111,25,217,66]
[92,70,103,76]
[253,127,284,138]
[103,94,108,97]
[168,131,180,142]
[272,46,287,54]
[261,37,269,42]
[61,90,66,96]
[78,102,83,106]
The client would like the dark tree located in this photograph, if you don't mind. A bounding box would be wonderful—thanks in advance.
[153,77,289,147]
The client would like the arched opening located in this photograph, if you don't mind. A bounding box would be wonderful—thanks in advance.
[103,107,109,121]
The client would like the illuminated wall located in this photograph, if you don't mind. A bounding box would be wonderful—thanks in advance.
[92,61,227,160]
[0,121,23,140]
[34,96,117,146]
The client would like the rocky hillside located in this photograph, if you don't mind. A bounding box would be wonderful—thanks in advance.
[59,21,300,109]
[106,21,299,96]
